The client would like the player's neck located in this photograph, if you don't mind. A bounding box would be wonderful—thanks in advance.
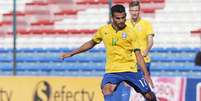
[132,17,140,23]
[131,17,140,27]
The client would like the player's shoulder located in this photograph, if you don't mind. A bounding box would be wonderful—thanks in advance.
[98,23,111,30]
[140,18,152,24]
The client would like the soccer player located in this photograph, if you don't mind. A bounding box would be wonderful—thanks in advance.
[127,0,155,76]
[61,4,157,101]
[126,1,156,100]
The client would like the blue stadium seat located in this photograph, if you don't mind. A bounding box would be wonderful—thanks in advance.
[16,48,43,53]
[182,48,200,53]
[166,47,180,53]
[150,47,167,52]
[0,47,199,76]
[89,48,105,52]
[0,63,12,71]
[0,48,12,53]
[58,48,72,52]
[0,57,12,62]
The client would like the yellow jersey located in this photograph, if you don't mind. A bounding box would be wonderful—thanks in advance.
[126,18,154,63]
[92,24,140,73]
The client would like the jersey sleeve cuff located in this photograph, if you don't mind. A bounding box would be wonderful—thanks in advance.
[134,48,141,52]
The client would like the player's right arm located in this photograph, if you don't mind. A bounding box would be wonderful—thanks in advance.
[61,26,103,60]
[61,40,97,60]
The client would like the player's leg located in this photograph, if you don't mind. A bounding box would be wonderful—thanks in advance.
[137,63,157,100]
[101,73,123,101]
[142,63,156,100]
[112,82,131,101]
[102,83,117,101]
[124,72,157,101]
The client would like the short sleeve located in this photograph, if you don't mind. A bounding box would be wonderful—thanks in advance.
[146,21,154,36]
[92,28,103,44]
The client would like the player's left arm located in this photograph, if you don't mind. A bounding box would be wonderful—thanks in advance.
[134,49,154,87]
[143,34,154,57]
[143,21,154,57]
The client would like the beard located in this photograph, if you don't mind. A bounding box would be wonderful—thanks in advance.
[118,23,126,29]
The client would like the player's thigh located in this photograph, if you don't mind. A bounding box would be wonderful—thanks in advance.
[125,72,151,94]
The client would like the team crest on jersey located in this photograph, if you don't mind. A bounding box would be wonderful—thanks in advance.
[122,32,127,39]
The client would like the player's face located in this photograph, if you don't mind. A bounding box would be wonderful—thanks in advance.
[129,6,140,20]
[112,12,126,29]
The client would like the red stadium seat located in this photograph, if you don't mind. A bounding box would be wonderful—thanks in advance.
[3,11,25,16]
[142,8,155,13]
[191,28,201,35]
[1,21,28,33]
[3,12,26,22]
[75,0,99,4]
[1,21,12,25]
[17,30,29,35]
[6,29,28,36]
[0,22,2,26]
[98,0,108,4]
[76,0,132,4]
[141,0,152,3]
[28,29,43,35]
[54,10,78,20]
[31,20,54,30]
[152,0,165,9]
[0,22,5,36]
[141,8,155,17]
[41,29,56,35]
[152,0,165,3]
[47,0,72,4]
[67,29,81,34]
[25,1,49,14]
[113,0,132,3]
[55,29,69,35]
[31,20,54,26]
[26,2,48,6]
[1,21,13,32]
[54,10,78,15]
[80,29,97,34]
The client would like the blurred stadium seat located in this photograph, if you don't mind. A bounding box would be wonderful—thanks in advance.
[0,47,200,76]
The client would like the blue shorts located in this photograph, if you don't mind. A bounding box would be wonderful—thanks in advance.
[101,72,151,94]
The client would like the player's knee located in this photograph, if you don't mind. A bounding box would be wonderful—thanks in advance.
[144,91,157,101]
[102,84,116,95]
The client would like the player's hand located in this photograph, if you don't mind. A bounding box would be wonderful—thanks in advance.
[60,53,72,60]
[144,74,154,88]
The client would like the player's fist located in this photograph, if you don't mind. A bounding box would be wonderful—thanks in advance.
[60,53,72,60]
